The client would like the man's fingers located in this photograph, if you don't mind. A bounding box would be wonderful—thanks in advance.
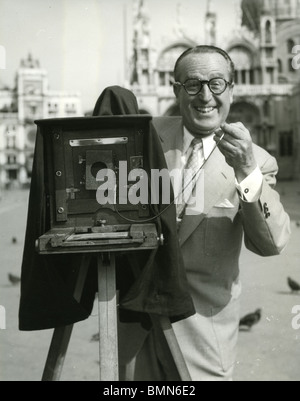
[231,122,245,128]
[221,122,249,139]
[214,133,237,146]
[216,137,236,154]
[223,122,245,130]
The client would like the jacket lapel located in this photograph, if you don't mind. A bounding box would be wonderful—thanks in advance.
[154,117,236,247]
[178,146,235,247]
[156,117,183,171]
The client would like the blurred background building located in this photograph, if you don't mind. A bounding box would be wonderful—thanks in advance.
[0,53,82,188]
[0,0,299,188]
[129,0,300,180]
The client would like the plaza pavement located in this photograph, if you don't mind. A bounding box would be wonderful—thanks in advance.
[0,180,299,381]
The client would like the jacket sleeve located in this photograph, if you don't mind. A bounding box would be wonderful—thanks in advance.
[240,153,291,257]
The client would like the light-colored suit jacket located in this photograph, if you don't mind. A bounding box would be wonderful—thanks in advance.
[153,116,291,312]
[118,116,291,380]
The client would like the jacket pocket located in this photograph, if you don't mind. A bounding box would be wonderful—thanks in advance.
[204,210,242,256]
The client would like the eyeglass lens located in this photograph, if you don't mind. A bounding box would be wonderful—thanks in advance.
[184,78,227,95]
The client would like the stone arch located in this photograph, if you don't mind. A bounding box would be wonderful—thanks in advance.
[157,40,197,64]
[227,44,257,84]
[156,42,195,86]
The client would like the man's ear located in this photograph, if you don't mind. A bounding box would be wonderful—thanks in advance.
[173,84,180,99]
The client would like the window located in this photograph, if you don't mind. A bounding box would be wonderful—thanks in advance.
[7,155,17,165]
[263,100,270,117]
[49,103,56,114]
[267,67,274,84]
[65,105,76,115]
[6,134,16,149]
[30,105,37,116]
[7,137,16,149]
[159,71,166,86]
[8,170,17,180]
[265,20,272,43]
[279,131,293,156]
[141,70,150,85]
[287,39,295,53]
[278,59,283,73]
[241,70,247,84]
[234,70,239,84]
[141,49,149,63]
[289,58,296,72]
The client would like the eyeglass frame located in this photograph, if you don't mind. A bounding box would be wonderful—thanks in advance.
[173,77,233,96]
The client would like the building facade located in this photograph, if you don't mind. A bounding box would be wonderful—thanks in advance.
[292,82,300,178]
[0,54,82,188]
[128,0,300,179]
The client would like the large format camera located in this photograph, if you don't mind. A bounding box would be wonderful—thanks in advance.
[35,115,160,254]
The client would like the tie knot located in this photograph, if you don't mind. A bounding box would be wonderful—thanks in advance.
[191,137,203,150]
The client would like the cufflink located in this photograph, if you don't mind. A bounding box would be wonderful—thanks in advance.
[263,203,271,219]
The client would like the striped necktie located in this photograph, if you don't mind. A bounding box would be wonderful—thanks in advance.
[177,138,203,219]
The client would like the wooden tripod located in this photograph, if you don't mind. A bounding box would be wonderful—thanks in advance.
[41,253,191,381]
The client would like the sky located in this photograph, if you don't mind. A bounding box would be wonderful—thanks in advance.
[0,0,239,113]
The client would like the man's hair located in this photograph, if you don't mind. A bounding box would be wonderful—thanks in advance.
[174,45,235,83]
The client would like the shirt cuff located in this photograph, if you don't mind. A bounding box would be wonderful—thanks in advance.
[235,166,263,203]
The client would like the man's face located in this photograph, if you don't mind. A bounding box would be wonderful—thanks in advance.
[174,52,234,137]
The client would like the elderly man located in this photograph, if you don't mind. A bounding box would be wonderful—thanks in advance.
[119,45,291,382]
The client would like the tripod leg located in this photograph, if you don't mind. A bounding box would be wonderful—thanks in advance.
[97,253,119,381]
[41,254,91,381]
[156,316,192,381]
[41,325,74,382]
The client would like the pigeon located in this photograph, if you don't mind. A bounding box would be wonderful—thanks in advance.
[288,277,300,292]
[239,309,262,330]
[90,333,99,342]
[8,273,21,285]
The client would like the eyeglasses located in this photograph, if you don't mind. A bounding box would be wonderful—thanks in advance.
[174,78,232,96]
